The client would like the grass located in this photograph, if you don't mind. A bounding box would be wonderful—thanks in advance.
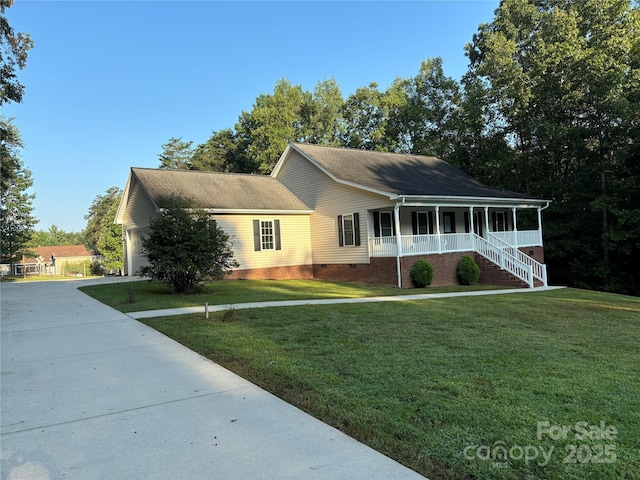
[78,278,502,312]
[136,288,638,480]
[80,280,640,478]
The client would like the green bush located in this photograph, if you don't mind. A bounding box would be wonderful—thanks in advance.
[410,259,434,288]
[62,259,92,276]
[457,255,480,285]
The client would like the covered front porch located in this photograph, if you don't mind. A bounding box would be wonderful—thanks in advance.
[366,202,548,287]
[368,205,545,257]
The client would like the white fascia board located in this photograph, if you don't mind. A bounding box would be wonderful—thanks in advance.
[118,168,163,224]
[114,173,132,224]
[399,195,550,208]
[285,143,399,200]
[203,208,313,215]
[270,144,293,177]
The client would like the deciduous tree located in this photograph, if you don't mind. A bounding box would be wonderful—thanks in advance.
[83,187,122,253]
[466,0,640,293]
[0,117,36,264]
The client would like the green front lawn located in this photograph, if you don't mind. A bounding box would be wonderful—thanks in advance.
[78,278,501,312]
[132,287,639,480]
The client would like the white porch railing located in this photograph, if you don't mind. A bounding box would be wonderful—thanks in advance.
[491,230,542,248]
[368,231,547,287]
[369,236,399,257]
[474,235,534,287]
[487,233,547,286]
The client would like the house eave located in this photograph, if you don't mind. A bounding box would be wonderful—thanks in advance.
[398,195,550,208]
[203,208,313,215]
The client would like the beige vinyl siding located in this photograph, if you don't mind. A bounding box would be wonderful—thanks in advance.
[277,151,393,264]
[122,178,158,230]
[121,178,157,275]
[213,214,312,270]
[126,227,150,275]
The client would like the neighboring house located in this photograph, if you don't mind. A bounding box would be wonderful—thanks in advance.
[116,143,550,288]
[7,245,100,276]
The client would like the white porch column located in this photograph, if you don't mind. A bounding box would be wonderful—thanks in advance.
[435,205,442,253]
[484,206,490,239]
[394,204,403,287]
[469,207,475,250]
[512,207,518,247]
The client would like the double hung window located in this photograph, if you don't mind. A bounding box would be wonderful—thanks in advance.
[338,213,361,247]
[253,219,281,251]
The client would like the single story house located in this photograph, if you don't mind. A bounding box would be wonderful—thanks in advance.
[116,143,550,288]
[5,245,100,276]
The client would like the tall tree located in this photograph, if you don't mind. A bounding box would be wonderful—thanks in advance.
[190,129,238,172]
[304,78,344,145]
[340,82,391,151]
[158,137,194,170]
[83,187,122,253]
[0,0,33,106]
[96,197,124,274]
[235,79,312,173]
[386,58,461,159]
[0,117,36,264]
[466,0,640,293]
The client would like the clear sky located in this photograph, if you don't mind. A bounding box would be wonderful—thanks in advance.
[4,0,499,233]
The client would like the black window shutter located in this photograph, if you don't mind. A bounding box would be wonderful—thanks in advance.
[492,212,497,232]
[253,220,261,251]
[337,215,344,247]
[411,211,418,235]
[274,219,281,250]
[354,212,361,246]
[464,212,470,233]
[373,212,381,237]
[428,212,434,234]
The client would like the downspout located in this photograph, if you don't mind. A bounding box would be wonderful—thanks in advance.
[394,201,404,288]
[537,201,550,246]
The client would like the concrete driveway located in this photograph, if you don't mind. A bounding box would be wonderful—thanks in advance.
[1,278,425,480]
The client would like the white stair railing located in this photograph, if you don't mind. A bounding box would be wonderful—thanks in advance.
[473,234,534,288]
[487,233,547,286]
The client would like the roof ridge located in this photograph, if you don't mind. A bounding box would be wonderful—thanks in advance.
[131,167,272,178]
[291,142,441,161]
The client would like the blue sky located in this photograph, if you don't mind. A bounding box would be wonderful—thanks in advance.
[4,0,499,233]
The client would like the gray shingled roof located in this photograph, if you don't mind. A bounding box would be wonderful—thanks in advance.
[291,143,541,200]
[131,168,311,211]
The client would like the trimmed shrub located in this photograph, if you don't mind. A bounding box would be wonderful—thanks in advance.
[410,259,434,288]
[457,255,480,285]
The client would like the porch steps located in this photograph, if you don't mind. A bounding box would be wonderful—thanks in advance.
[474,255,544,289]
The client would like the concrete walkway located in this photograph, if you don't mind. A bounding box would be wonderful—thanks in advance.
[1,278,426,480]
[128,285,564,319]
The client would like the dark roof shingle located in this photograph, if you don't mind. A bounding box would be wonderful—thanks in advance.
[291,143,540,200]
[131,168,311,211]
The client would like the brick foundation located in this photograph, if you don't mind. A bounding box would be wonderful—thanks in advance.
[312,257,398,286]
[519,245,545,264]
[223,247,545,289]
[226,264,313,281]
